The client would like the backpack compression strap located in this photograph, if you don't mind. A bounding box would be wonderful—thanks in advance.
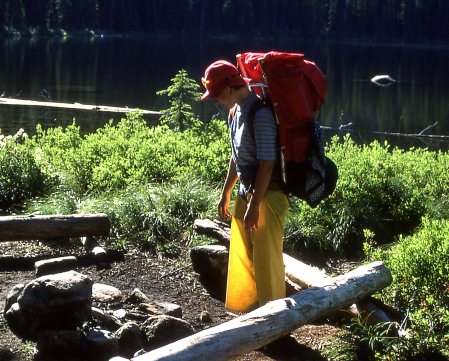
[246,98,274,141]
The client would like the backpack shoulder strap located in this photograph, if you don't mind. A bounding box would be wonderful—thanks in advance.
[247,98,273,141]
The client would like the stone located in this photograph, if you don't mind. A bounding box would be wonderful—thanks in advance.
[141,315,195,351]
[190,244,229,301]
[35,256,77,277]
[91,306,123,330]
[4,303,28,338]
[4,283,24,316]
[124,288,151,304]
[85,329,120,360]
[92,283,122,304]
[138,301,182,318]
[36,330,84,356]
[115,322,145,358]
[16,271,93,341]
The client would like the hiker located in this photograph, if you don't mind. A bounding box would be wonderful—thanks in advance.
[201,60,289,313]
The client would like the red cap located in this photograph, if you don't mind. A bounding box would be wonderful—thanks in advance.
[201,60,250,100]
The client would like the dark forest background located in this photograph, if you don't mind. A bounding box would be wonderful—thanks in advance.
[1,0,449,43]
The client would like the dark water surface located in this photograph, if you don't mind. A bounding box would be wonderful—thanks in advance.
[1,36,448,152]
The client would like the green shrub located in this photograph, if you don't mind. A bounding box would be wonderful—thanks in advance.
[26,113,230,194]
[365,217,449,358]
[284,135,449,257]
[0,129,55,209]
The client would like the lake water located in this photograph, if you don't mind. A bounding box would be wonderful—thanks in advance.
[1,36,449,152]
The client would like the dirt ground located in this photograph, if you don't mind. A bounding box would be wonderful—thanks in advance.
[0,239,357,361]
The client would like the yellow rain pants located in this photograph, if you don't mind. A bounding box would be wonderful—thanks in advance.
[225,190,289,313]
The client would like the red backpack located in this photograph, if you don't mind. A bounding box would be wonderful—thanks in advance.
[236,51,337,207]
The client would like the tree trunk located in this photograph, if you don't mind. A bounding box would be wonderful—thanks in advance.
[124,262,392,361]
[0,214,110,241]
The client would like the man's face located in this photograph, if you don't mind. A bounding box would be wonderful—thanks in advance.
[214,87,235,109]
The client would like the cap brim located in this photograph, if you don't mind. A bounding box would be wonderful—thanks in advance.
[201,76,251,101]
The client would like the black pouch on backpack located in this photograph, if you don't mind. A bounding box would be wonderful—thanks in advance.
[284,121,338,208]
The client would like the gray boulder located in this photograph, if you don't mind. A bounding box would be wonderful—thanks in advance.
[141,315,195,350]
[85,329,120,360]
[37,330,84,357]
[4,283,24,316]
[92,283,123,304]
[115,322,145,358]
[190,244,229,301]
[11,271,92,340]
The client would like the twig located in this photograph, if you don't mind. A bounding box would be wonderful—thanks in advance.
[419,122,438,136]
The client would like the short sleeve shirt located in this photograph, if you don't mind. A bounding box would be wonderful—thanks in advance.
[229,92,278,180]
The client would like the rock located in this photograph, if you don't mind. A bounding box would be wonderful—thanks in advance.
[138,301,182,318]
[14,271,92,341]
[190,244,229,301]
[4,303,28,337]
[35,256,78,277]
[141,315,195,351]
[115,322,145,358]
[124,288,151,304]
[125,311,149,322]
[371,75,397,87]
[4,283,24,316]
[113,309,127,320]
[36,330,84,356]
[85,329,120,360]
[91,306,123,330]
[92,283,123,304]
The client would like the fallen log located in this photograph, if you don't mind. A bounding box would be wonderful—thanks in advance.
[193,218,403,327]
[0,214,110,241]
[119,261,392,361]
[0,97,162,116]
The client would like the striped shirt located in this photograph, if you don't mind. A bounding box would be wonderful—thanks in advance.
[229,92,278,180]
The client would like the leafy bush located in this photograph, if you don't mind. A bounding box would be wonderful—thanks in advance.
[0,129,55,209]
[365,217,449,359]
[26,113,230,194]
[284,135,449,257]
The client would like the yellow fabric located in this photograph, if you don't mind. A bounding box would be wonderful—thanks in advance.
[225,190,289,313]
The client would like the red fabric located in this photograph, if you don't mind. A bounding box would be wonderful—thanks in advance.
[236,52,327,163]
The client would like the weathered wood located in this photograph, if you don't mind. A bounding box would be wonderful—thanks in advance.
[124,261,392,361]
[80,236,108,262]
[0,214,110,241]
[193,219,231,247]
[0,98,162,116]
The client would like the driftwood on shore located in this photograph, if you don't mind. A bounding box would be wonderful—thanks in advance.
[193,218,404,327]
[0,214,111,241]
[112,261,392,361]
[0,98,162,116]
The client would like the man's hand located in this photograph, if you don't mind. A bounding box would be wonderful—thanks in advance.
[218,194,231,221]
[243,202,259,232]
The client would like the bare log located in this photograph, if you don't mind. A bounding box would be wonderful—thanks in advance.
[80,236,108,262]
[0,214,110,241]
[193,219,231,247]
[125,262,392,361]
[0,98,162,116]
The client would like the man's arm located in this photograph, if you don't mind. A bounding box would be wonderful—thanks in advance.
[218,157,239,221]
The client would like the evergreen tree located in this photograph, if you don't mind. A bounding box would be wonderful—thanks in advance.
[156,70,202,132]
